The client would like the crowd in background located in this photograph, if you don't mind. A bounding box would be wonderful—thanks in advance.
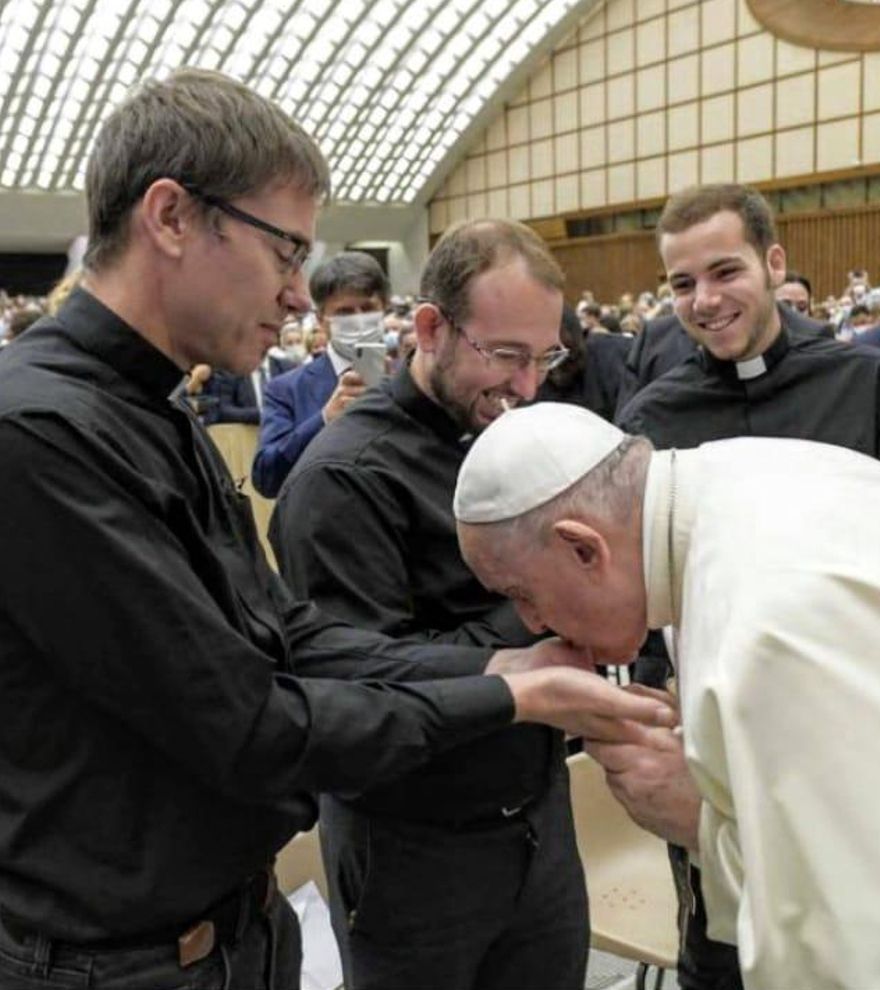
[4,262,880,376]
[570,265,880,343]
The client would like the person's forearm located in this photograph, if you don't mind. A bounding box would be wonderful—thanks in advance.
[284,598,495,681]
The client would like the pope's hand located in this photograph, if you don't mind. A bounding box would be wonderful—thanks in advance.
[585,712,701,851]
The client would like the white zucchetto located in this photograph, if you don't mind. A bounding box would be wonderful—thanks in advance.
[453,402,625,523]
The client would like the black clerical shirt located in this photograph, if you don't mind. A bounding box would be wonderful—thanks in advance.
[270,367,562,824]
[271,366,531,646]
[618,322,880,454]
[0,288,512,941]
[271,366,558,823]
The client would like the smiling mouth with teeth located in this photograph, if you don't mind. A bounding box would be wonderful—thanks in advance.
[701,313,739,331]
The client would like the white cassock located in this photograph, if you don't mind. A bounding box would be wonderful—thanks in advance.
[642,437,880,990]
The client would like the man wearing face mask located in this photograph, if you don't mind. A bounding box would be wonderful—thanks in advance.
[251,251,388,497]
[269,220,588,990]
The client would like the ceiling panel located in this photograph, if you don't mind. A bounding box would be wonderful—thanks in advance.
[0,0,589,205]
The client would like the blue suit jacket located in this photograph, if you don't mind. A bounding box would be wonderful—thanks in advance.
[855,325,880,348]
[201,371,259,425]
[201,355,295,427]
[252,353,337,497]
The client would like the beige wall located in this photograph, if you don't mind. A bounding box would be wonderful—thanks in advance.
[429,0,880,234]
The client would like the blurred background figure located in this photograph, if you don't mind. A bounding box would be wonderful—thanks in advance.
[279,320,308,366]
[538,304,631,421]
[1,303,44,346]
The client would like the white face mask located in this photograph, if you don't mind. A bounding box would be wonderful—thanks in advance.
[285,344,307,363]
[328,311,385,350]
[328,311,387,386]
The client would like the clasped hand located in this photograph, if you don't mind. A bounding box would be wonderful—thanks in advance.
[492,637,679,746]
[586,685,700,851]
[490,639,700,851]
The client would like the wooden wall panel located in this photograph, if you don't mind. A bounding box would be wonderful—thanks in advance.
[552,231,664,304]
[777,206,880,302]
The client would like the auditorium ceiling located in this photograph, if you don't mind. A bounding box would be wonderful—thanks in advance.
[0,0,595,207]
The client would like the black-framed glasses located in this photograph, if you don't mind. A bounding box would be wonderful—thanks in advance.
[428,302,569,375]
[185,186,311,275]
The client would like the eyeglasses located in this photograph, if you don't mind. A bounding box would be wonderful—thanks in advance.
[432,304,569,375]
[185,186,311,275]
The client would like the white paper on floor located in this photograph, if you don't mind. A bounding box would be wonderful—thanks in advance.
[288,881,344,990]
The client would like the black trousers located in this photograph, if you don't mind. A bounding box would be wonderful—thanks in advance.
[0,891,300,990]
[319,766,588,990]
[672,853,743,990]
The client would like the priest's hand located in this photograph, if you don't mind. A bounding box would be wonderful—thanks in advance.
[585,720,701,852]
[501,666,678,743]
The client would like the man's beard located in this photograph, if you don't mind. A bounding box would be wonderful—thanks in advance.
[428,335,520,433]
[740,271,781,361]
[429,356,478,434]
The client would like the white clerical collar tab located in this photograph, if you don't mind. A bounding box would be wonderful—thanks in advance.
[735,355,767,380]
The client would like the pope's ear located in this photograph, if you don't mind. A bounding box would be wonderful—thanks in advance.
[413,302,446,354]
[553,519,607,569]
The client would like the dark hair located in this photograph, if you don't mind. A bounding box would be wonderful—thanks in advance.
[849,304,870,319]
[783,271,811,296]
[85,68,331,271]
[657,183,778,256]
[420,218,564,326]
[545,304,586,391]
[309,251,390,311]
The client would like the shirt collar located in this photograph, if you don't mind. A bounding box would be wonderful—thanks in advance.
[643,447,701,630]
[327,341,350,377]
[390,362,472,445]
[642,450,675,630]
[57,286,184,400]
[698,307,791,382]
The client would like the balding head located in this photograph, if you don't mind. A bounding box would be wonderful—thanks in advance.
[454,403,652,662]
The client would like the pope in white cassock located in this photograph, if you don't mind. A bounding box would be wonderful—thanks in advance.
[454,401,880,990]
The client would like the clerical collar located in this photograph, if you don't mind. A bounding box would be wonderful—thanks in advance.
[699,323,790,382]
[735,354,766,380]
